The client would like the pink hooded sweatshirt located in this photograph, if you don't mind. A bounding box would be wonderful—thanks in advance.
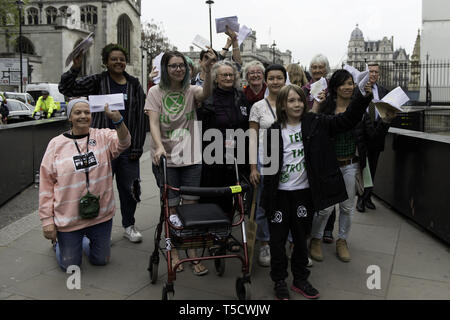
[39,128,131,232]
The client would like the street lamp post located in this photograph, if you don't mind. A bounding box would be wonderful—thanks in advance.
[16,0,24,93]
[271,40,276,63]
[205,0,214,47]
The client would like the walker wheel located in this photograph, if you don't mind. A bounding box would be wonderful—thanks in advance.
[162,283,175,300]
[148,254,159,284]
[149,261,159,284]
[235,277,251,300]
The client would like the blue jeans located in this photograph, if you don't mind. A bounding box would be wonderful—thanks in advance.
[112,149,140,228]
[55,219,112,272]
[255,161,270,242]
[311,162,359,240]
[152,163,202,207]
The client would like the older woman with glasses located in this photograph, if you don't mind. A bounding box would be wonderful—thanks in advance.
[198,60,251,252]
[242,61,266,105]
[146,49,216,276]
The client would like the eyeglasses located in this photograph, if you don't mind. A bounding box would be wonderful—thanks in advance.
[168,63,186,71]
[219,73,234,78]
[248,71,263,75]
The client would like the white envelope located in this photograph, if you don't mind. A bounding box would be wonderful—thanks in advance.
[215,16,239,33]
[310,77,328,101]
[192,34,210,51]
[151,52,164,85]
[88,94,125,113]
[238,25,252,46]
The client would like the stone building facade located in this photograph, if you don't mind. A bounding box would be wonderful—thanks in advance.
[0,0,144,92]
[346,24,411,90]
[347,24,410,67]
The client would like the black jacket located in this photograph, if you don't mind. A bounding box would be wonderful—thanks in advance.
[262,90,373,216]
[321,101,390,172]
[59,69,147,159]
[199,87,251,133]
[198,87,251,181]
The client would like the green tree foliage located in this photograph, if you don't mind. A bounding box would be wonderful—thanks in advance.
[141,19,173,67]
[0,0,29,27]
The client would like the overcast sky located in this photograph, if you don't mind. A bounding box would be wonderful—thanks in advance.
[141,0,422,68]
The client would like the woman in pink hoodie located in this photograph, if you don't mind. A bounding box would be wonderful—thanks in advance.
[39,98,131,271]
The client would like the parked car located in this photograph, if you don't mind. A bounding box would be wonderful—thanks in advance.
[3,98,33,123]
[1,92,35,110]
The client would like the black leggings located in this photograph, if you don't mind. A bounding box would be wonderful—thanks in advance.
[268,188,313,282]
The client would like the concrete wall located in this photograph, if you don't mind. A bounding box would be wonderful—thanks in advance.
[374,128,450,244]
[0,117,70,206]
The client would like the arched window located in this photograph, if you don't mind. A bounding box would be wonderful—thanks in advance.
[15,36,35,55]
[117,14,132,61]
[45,6,57,24]
[59,6,68,18]
[81,6,97,25]
[26,7,39,25]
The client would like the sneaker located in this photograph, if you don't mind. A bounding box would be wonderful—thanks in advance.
[309,238,323,261]
[274,280,290,300]
[123,225,143,243]
[323,230,334,244]
[291,280,320,299]
[258,244,271,267]
[336,238,351,262]
[307,257,313,268]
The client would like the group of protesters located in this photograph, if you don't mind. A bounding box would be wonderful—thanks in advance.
[38,25,397,300]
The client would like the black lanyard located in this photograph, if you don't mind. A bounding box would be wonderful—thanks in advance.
[265,98,276,120]
[73,133,91,190]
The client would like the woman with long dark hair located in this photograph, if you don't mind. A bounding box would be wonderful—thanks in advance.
[309,70,395,263]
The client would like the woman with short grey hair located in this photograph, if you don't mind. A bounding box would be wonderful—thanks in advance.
[243,61,266,104]
[211,60,241,89]
[198,59,252,253]
[303,54,331,111]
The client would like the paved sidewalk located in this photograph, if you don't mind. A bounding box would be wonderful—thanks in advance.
[0,152,449,300]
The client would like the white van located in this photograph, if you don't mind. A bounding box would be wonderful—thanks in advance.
[26,83,67,115]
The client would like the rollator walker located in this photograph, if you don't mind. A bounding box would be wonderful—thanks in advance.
[148,155,252,300]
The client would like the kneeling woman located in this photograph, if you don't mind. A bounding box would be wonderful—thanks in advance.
[262,84,372,300]
[39,99,131,271]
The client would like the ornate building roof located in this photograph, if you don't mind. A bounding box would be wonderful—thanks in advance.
[350,24,364,40]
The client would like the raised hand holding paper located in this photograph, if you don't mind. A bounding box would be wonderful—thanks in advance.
[89,94,125,113]
[192,34,210,51]
[65,32,94,67]
[310,77,328,101]
[215,16,239,33]
[374,86,410,119]
[343,64,370,95]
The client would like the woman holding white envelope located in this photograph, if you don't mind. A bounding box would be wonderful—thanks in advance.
[59,43,147,244]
